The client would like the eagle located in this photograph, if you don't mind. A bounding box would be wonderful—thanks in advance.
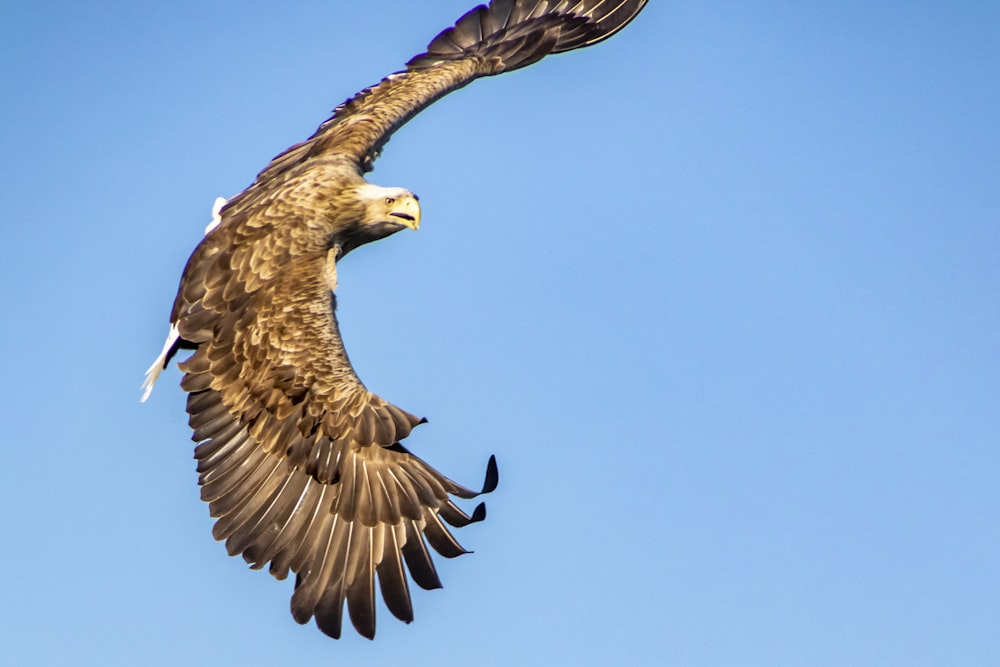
[144,0,647,640]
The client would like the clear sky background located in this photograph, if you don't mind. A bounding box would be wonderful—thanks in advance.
[1,1,998,665]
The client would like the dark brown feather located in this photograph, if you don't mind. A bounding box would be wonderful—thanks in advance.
[375,527,413,623]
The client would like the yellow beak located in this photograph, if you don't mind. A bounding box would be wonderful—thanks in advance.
[390,196,421,231]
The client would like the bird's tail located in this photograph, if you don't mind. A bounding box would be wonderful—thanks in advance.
[141,322,180,402]
[407,0,648,72]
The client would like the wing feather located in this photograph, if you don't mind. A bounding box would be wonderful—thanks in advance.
[224,467,308,561]
[375,526,414,623]
[401,520,443,591]
[343,526,376,634]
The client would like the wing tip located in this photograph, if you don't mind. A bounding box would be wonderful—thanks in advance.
[482,454,499,494]
[407,0,649,71]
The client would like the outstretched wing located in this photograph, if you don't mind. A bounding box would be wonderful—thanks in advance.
[221,0,648,217]
[160,0,646,641]
[180,246,498,639]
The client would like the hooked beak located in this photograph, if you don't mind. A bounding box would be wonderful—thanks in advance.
[389,197,421,231]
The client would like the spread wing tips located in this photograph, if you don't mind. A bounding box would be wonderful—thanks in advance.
[189,385,498,639]
[482,454,499,494]
[424,513,472,558]
[445,454,500,499]
[556,0,650,51]
[440,500,488,528]
[407,0,648,71]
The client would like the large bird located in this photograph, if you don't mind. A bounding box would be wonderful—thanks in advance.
[145,0,647,640]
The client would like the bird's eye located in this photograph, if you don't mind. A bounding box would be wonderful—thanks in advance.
[385,197,395,205]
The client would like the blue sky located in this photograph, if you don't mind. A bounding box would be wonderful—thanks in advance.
[2,1,998,665]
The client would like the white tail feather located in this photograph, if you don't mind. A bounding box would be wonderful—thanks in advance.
[141,322,180,402]
[205,196,227,234]
[144,196,226,403]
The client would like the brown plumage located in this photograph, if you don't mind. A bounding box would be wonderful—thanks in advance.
[145,0,647,640]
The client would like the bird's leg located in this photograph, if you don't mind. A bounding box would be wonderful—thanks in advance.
[324,244,342,292]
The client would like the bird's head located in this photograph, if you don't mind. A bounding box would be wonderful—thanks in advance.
[335,183,420,256]
[358,183,421,231]
[334,183,421,257]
